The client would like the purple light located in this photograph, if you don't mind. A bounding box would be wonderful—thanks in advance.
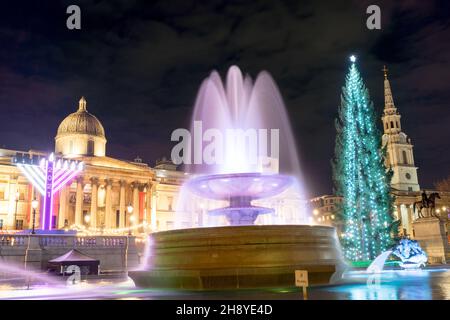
[186,172,293,225]
[42,156,54,230]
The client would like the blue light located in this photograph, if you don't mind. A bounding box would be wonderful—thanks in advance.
[391,238,428,269]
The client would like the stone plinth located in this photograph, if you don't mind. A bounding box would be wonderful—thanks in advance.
[413,217,449,264]
[129,225,344,290]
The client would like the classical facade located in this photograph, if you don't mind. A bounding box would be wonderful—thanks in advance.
[0,97,186,234]
[310,195,343,233]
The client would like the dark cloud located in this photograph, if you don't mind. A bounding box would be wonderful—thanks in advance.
[0,0,449,197]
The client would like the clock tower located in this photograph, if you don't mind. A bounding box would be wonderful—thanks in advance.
[381,66,420,192]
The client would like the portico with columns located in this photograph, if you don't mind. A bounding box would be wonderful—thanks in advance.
[58,168,156,232]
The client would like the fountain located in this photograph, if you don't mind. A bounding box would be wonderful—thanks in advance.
[367,238,428,273]
[186,172,294,225]
[129,66,344,290]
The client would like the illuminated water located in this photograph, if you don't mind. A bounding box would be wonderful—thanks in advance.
[0,267,448,300]
[367,250,393,273]
[175,66,309,228]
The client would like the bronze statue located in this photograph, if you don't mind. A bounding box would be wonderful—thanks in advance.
[413,191,441,218]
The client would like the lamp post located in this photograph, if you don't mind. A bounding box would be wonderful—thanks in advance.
[31,198,38,234]
[14,191,19,230]
[84,214,91,227]
[127,204,133,236]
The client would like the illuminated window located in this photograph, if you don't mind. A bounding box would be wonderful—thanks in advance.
[16,219,23,230]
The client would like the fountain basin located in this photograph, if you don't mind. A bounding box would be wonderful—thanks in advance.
[129,225,344,290]
[186,172,293,200]
[186,172,294,225]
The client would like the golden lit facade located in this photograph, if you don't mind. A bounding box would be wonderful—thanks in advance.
[0,97,186,234]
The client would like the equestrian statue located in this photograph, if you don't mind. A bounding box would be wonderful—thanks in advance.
[413,190,441,218]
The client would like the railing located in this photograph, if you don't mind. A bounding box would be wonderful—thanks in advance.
[75,237,97,247]
[0,235,28,246]
[0,234,130,248]
[39,236,68,247]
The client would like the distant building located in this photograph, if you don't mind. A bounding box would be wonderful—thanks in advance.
[309,195,343,233]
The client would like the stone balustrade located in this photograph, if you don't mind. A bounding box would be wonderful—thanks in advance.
[0,235,28,246]
[0,234,139,273]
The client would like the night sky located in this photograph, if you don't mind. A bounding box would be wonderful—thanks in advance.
[0,0,449,197]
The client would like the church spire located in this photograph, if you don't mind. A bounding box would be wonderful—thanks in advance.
[380,66,420,193]
[383,66,396,115]
[78,96,87,111]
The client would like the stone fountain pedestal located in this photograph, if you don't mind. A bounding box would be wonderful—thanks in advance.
[129,225,345,290]
[413,217,449,264]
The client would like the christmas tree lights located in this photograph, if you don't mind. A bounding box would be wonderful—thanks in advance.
[333,56,396,261]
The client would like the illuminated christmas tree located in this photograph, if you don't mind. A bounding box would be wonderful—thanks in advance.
[332,56,396,261]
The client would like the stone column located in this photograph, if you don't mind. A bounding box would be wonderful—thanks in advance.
[393,204,402,234]
[90,177,99,228]
[7,175,18,228]
[411,203,418,221]
[58,186,68,228]
[145,182,152,226]
[132,181,140,219]
[407,204,415,237]
[27,184,35,230]
[151,182,159,231]
[119,180,126,228]
[400,204,412,237]
[75,177,84,226]
[105,179,113,228]
[393,204,400,220]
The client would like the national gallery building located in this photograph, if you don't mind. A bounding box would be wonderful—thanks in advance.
[0,97,187,233]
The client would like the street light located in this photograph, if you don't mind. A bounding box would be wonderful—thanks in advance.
[84,214,91,226]
[127,204,133,236]
[31,198,38,234]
